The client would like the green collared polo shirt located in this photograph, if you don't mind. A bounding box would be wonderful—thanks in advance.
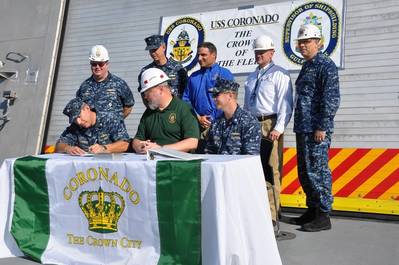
[134,97,200,145]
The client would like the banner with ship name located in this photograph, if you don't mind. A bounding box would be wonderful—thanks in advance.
[160,0,345,73]
[8,156,201,265]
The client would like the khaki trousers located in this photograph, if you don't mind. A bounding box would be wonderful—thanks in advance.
[260,118,283,221]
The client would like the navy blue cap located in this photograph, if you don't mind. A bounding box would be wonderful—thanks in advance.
[63,98,85,124]
[208,78,239,94]
[145,35,164,50]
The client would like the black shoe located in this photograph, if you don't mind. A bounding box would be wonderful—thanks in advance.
[288,208,315,225]
[301,212,331,232]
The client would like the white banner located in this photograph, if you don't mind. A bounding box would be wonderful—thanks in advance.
[161,0,345,73]
[1,154,281,265]
[42,160,160,265]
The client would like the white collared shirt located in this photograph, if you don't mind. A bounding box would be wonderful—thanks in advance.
[243,62,294,133]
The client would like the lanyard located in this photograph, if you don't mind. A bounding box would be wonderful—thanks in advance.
[250,63,275,104]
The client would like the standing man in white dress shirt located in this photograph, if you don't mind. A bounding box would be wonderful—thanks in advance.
[244,35,294,224]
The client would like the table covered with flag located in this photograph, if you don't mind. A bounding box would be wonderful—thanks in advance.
[0,153,281,265]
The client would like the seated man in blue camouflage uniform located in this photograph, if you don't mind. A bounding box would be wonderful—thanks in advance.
[76,45,135,119]
[138,35,187,97]
[56,98,130,155]
[204,78,261,155]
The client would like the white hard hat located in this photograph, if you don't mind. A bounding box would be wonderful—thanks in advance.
[89,45,109,61]
[253,35,275,51]
[296,24,322,40]
[140,68,170,93]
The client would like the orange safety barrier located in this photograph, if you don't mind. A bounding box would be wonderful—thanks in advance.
[281,148,399,215]
[44,144,56,154]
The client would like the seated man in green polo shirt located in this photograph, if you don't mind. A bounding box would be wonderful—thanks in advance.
[132,68,200,154]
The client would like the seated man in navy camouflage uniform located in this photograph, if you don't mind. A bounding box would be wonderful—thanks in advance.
[204,78,261,155]
[56,98,130,155]
[137,35,187,97]
[76,45,135,119]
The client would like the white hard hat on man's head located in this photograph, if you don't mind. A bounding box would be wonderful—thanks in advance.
[253,35,275,51]
[140,68,170,94]
[89,45,109,61]
[296,24,322,40]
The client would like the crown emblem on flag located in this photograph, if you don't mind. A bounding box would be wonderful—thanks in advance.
[78,187,125,233]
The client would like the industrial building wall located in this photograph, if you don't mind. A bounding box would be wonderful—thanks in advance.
[0,0,66,163]
[332,0,399,148]
[45,0,399,149]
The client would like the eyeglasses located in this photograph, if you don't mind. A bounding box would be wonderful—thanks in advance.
[255,50,273,55]
[297,39,317,45]
[90,61,108,67]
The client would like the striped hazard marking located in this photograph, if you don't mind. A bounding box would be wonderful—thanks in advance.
[281,148,399,215]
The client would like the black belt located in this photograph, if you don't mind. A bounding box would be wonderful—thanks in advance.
[257,114,277,121]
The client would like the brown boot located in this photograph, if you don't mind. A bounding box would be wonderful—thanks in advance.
[301,211,331,232]
[288,208,316,225]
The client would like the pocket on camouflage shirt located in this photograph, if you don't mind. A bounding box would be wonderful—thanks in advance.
[231,132,241,140]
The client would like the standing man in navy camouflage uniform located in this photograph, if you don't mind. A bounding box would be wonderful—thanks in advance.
[244,35,293,224]
[56,98,130,155]
[290,24,340,232]
[76,45,135,119]
[138,35,187,97]
[204,78,260,155]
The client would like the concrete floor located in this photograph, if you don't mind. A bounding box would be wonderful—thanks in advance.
[1,215,398,265]
[277,215,399,265]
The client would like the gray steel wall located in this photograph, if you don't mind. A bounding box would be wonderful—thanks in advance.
[46,0,399,149]
[0,0,66,163]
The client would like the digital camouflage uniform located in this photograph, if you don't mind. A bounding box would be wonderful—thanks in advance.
[204,106,261,155]
[138,34,188,97]
[205,78,261,155]
[76,73,135,119]
[58,98,130,152]
[294,51,340,213]
[138,60,187,97]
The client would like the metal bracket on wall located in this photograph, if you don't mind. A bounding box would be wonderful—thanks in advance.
[25,68,39,83]
[5,51,38,84]
[0,90,17,131]
[3,90,17,105]
[6,52,27,63]
[0,71,18,81]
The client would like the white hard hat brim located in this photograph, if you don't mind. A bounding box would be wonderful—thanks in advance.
[295,36,321,41]
[253,47,275,51]
[140,78,170,94]
[89,57,109,62]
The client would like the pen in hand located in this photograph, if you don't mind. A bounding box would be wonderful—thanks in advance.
[88,139,98,153]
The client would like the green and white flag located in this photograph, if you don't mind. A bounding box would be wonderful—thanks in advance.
[8,156,201,265]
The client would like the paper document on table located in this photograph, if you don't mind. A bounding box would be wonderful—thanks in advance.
[80,153,94,157]
[146,147,206,161]
[92,153,124,160]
